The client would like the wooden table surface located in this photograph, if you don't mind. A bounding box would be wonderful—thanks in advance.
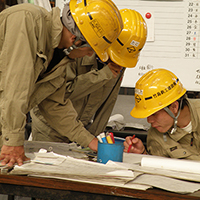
[0,173,200,200]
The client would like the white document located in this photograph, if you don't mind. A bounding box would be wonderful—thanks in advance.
[108,160,200,182]
[13,156,135,182]
[141,156,200,174]
[106,160,200,194]
[133,174,200,194]
[33,151,66,165]
[12,155,152,190]
[12,145,200,194]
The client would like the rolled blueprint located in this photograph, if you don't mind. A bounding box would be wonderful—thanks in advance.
[141,156,200,174]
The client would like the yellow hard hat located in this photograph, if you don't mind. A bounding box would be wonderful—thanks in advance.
[70,0,123,62]
[108,9,147,68]
[130,68,186,118]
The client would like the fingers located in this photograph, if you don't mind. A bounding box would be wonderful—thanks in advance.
[1,156,19,167]
[15,156,30,166]
[0,156,30,167]
[112,66,122,74]
[108,62,123,76]
[113,67,122,74]
[123,137,133,153]
[0,145,30,167]
[131,137,139,144]
[124,136,143,154]
[123,141,129,149]
[125,136,134,145]
[7,158,17,167]
[24,156,31,162]
[123,144,131,153]
[0,145,29,167]
[88,138,98,152]
[0,155,5,162]
[112,70,118,78]
[0,156,9,166]
[74,39,82,47]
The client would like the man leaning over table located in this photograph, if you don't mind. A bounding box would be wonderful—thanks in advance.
[30,9,147,144]
[0,0,123,166]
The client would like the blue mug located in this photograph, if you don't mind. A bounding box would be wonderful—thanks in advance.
[97,141,124,164]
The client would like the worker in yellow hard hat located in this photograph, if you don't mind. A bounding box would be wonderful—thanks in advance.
[0,0,123,167]
[30,8,148,145]
[108,8,147,68]
[124,68,200,160]
[63,0,123,62]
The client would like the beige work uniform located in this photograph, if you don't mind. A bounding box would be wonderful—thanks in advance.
[147,98,200,160]
[0,4,94,147]
[31,54,124,142]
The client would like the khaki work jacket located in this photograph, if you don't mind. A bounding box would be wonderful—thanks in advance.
[31,54,124,142]
[147,98,200,160]
[0,4,94,147]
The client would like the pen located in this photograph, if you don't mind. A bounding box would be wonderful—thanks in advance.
[108,132,115,143]
[97,135,103,143]
[106,135,113,144]
[127,135,135,153]
[100,132,107,143]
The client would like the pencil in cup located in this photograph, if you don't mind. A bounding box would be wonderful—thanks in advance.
[108,132,115,143]
[97,132,116,144]
[99,132,107,143]
[106,135,113,144]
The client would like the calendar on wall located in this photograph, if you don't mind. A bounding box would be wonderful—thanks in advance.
[56,0,200,91]
[112,0,200,91]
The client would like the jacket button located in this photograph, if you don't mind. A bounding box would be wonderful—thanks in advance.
[183,151,186,155]
[5,137,9,141]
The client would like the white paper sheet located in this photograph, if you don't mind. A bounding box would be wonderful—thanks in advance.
[11,143,200,194]
[33,151,66,165]
[133,174,200,194]
[107,160,200,182]
[141,156,200,174]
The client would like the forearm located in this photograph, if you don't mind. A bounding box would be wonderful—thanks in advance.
[66,65,114,101]
[38,86,95,147]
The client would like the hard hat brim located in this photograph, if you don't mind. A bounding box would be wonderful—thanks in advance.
[109,50,138,68]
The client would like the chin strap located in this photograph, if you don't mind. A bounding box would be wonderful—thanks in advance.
[164,98,183,134]
[63,44,78,55]
[63,42,91,56]
[63,28,82,55]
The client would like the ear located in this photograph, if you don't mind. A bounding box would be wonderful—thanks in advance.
[170,101,179,115]
[71,34,76,42]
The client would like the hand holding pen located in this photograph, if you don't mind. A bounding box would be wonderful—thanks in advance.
[127,135,135,153]
[124,135,146,154]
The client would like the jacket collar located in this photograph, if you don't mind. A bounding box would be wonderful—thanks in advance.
[81,54,97,66]
[169,98,199,142]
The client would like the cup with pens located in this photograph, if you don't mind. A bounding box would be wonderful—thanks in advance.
[97,132,124,164]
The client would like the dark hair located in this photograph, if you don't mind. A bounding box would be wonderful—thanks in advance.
[167,94,187,110]
[177,95,187,110]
